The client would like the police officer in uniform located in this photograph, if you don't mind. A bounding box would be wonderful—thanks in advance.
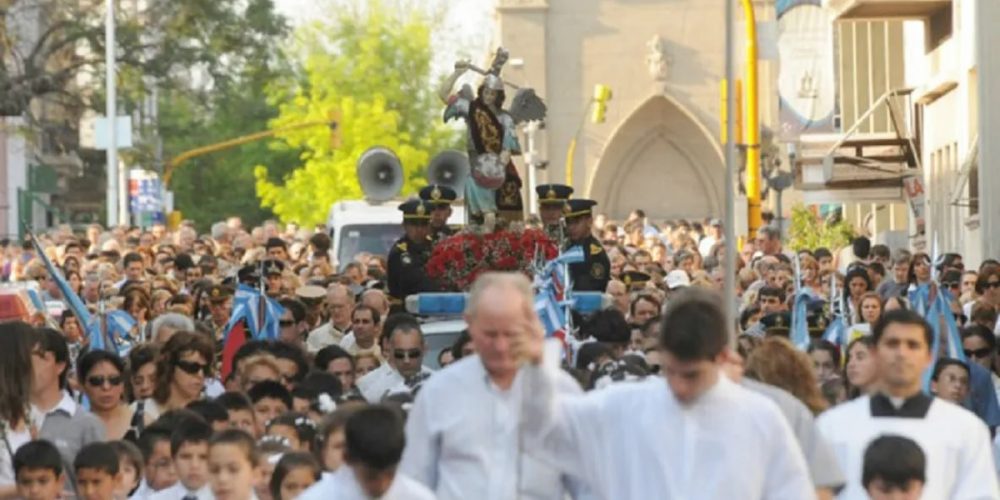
[535,183,573,244]
[564,198,611,292]
[387,199,437,307]
[419,184,458,244]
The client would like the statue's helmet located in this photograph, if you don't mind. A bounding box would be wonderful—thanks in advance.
[483,74,504,91]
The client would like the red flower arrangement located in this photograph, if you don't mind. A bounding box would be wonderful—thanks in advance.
[426,228,558,291]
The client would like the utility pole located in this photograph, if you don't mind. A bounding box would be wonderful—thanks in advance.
[104,0,118,227]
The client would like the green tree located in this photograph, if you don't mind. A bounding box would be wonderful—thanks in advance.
[787,204,856,252]
[254,1,459,226]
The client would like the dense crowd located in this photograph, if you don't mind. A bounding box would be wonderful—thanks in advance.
[0,203,998,499]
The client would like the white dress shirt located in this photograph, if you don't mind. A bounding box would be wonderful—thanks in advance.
[306,322,349,353]
[297,466,434,500]
[148,482,214,500]
[356,363,433,403]
[519,343,814,500]
[399,355,581,500]
[339,332,383,360]
[818,394,999,499]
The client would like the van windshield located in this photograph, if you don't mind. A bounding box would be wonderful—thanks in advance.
[336,224,403,268]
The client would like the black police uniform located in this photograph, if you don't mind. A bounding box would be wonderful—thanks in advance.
[387,200,437,303]
[536,184,573,245]
[419,184,459,245]
[563,199,610,292]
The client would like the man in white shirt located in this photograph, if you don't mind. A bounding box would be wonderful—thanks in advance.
[356,313,433,402]
[339,305,383,360]
[306,284,354,353]
[299,405,433,500]
[516,287,814,500]
[818,309,999,499]
[400,272,583,500]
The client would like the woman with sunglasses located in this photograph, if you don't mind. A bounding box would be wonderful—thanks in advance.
[77,350,134,439]
[142,331,215,426]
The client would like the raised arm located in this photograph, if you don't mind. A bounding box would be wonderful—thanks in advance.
[438,60,469,104]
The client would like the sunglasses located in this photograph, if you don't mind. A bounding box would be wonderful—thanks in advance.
[392,348,423,361]
[987,282,1000,290]
[86,375,123,387]
[942,282,960,290]
[175,359,210,376]
[964,348,993,359]
[279,320,295,327]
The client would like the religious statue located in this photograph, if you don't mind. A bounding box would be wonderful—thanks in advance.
[439,47,547,232]
[646,35,671,92]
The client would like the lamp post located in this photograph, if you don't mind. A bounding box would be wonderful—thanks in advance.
[105,0,118,227]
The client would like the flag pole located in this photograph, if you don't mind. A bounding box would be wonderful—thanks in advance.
[723,0,738,346]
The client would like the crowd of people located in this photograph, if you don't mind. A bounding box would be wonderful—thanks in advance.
[0,195,998,499]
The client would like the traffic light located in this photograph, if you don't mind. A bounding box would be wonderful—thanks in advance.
[591,84,612,124]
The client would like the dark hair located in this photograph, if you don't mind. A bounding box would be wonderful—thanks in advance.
[108,440,144,495]
[268,342,309,384]
[170,417,214,456]
[843,267,873,304]
[575,342,614,371]
[0,322,38,426]
[852,237,871,259]
[267,412,318,451]
[153,331,214,404]
[186,399,229,426]
[629,294,662,318]
[975,269,1000,295]
[961,324,997,351]
[298,371,343,400]
[382,313,422,343]
[868,262,886,278]
[351,304,380,326]
[309,233,331,253]
[128,343,159,373]
[14,439,63,477]
[807,340,841,368]
[872,309,933,349]
[906,252,932,285]
[450,330,471,360]
[74,442,120,476]
[269,452,320,500]
[216,391,254,413]
[314,345,354,372]
[122,252,144,268]
[862,435,926,489]
[344,405,405,471]
[232,340,271,374]
[931,357,969,382]
[658,288,727,361]
[209,429,259,466]
[814,247,832,260]
[248,380,292,410]
[136,425,172,463]
[870,244,891,260]
[279,298,306,324]
[35,327,70,390]
[582,308,631,344]
[77,349,126,382]
[758,286,785,304]
[317,406,360,456]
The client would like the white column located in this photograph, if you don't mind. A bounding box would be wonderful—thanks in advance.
[976,0,1000,259]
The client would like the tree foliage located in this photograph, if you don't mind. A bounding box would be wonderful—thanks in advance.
[787,204,856,252]
[254,1,460,226]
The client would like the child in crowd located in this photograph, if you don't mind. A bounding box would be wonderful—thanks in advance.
[863,435,926,500]
[315,406,360,475]
[149,418,214,500]
[14,440,65,500]
[135,425,178,496]
[268,452,320,500]
[187,399,231,433]
[248,381,292,438]
[208,429,262,500]
[265,412,317,453]
[74,442,121,500]
[930,357,971,404]
[109,440,144,499]
[217,392,258,437]
[257,436,292,500]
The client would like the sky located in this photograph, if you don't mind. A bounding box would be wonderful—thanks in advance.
[273,0,497,77]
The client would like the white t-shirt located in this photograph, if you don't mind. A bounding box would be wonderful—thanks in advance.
[0,424,31,488]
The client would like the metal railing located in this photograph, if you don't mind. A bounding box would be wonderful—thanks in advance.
[823,87,922,172]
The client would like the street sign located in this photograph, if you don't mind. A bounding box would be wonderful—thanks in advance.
[93,116,133,149]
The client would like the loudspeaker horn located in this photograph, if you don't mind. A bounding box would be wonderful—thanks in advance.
[357,146,404,202]
[425,150,469,199]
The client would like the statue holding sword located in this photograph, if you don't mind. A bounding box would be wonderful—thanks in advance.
[439,47,547,232]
